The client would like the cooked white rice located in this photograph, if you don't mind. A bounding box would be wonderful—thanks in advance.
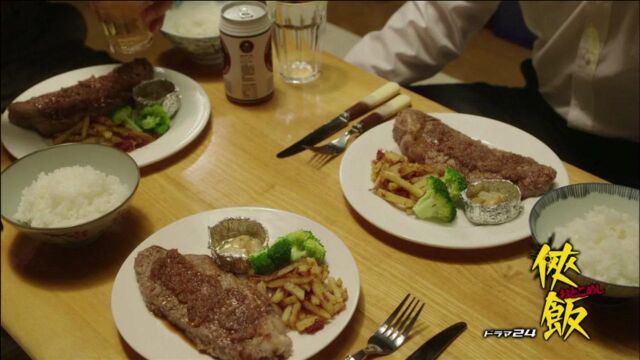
[14,165,129,228]
[554,205,639,286]
[163,1,223,37]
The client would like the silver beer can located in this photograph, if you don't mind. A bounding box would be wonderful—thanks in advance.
[220,1,274,105]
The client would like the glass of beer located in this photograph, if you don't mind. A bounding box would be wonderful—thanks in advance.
[91,1,154,55]
[267,1,327,84]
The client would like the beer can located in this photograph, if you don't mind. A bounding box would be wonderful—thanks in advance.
[220,1,273,105]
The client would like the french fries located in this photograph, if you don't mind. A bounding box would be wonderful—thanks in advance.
[381,171,424,198]
[252,257,348,334]
[371,150,442,213]
[51,115,156,151]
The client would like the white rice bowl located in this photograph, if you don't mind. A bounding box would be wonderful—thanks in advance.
[530,183,640,297]
[163,1,224,38]
[554,205,639,287]
[14,165,129,228]
[1,143,140,246]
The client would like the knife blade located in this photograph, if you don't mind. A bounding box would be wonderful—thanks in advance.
[406,322,467,360]
[276,82,400,158]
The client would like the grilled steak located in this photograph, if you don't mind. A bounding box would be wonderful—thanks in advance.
[134,246,292,360]
[8,58,153,136]
[392,109,556,198]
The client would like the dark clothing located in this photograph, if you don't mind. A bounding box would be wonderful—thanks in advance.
[1,1,112,112]
[409,60,639,189]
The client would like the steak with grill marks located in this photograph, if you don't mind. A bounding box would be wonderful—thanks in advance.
[8,58,153,136]
[392,109,556,198]
[134,246,292,360]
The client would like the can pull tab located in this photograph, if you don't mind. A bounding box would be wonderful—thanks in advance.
[238,7,254,19]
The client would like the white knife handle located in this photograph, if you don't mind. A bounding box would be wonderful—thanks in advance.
[344,82,400,120]
[361,82,401,108]
[354,94,411,133]
[373,94,411,119]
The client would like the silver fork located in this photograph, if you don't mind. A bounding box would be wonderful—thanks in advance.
[345,294,424,360]
[305,94,411,158]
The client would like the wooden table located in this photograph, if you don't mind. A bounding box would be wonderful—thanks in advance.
[2,3,638,359]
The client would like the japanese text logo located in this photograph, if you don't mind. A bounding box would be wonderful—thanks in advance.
[530,240,604,340]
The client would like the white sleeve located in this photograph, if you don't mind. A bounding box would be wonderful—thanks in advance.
[344,1,500,84]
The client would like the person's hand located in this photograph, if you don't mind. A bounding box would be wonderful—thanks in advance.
[141,1,172,32]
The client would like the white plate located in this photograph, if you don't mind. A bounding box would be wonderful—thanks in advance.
[1,64,210,167]
[339,113,570,249]
[111,207,360,360]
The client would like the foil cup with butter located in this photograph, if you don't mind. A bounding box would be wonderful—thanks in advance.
[208,217,268,274]
[462,179,522,225]
[133,79,181,117]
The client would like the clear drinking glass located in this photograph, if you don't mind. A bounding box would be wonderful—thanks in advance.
[267,1,327,84]
[91,1,154,55]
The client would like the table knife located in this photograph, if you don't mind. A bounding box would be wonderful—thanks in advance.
[346,94,411,135]
[276,82,400,158]
[406,322,467,360]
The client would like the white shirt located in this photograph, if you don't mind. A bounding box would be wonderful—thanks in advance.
[345,1,639,141]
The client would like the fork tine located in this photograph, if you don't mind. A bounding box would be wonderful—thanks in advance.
[385,297,418,340]
[392,297,418,331]
[401,302,424,339]
[321,155,336,166]
[389,297,416,331]
[308,152,333,168]
[316,155,332,167]
[308,152,321,165]
[382,294,410,328]
[312,152,327,161]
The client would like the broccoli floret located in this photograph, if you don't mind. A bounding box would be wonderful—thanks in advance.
[112,106,133,125]
[250,230,327,274]
[113,107,140,131]
[137,104,170,135]
[286,230,326,263]
[301,236,326,262]
[412,176,456,222]
[267,238,292,268]
[112,105,143,132]
[286,230,312,248]
[154,122,170,135]
[290,246,307,262]
[442,167,466,201]
[124,118,143,132]
[139,115,161,130]
[248,249,275,275]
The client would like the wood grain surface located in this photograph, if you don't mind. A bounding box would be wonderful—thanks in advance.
[2,3,637,360]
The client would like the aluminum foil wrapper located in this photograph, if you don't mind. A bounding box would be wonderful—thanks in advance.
[133,79,181,118]
[462,180,522,225]
[208,217,268,274]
